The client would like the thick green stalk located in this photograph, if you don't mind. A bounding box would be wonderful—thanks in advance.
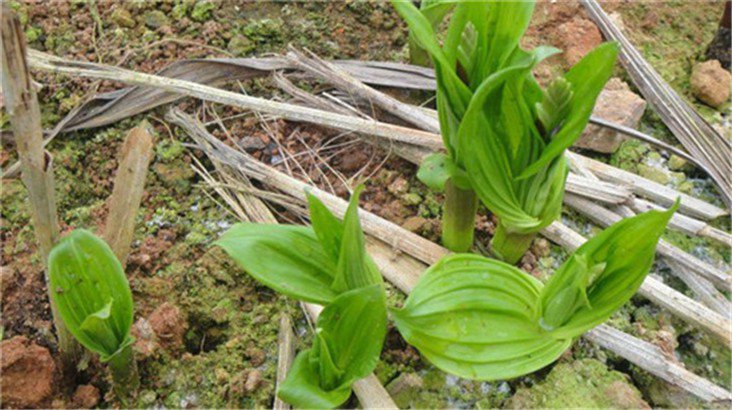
[107,345,139,405]
[490,222,536,265]
[442,180,479,252]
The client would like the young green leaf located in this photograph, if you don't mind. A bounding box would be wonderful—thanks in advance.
[215,224,338,305]
[307,190,344,264]
[48,229,135,362]
[392,254,571,380]
[278,284,387,408]
[331,186,383,293]
[541,202,678,338]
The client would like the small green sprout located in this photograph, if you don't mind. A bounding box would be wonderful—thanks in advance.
[48,229,138,402]
[393,0,618,262]
[392,203,676,380]
[216,186,387,408]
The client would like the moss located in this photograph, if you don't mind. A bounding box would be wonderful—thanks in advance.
[191,0,217,22]
[24,26,43,43]
[507,359,647,408]
[610,139,650,173]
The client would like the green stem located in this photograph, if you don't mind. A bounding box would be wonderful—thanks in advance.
[408,35,432,67]
[108,344,139,405]
[442,180,479,252]
[490,223,536,265]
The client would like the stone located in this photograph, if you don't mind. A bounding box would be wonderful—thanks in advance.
[0,336,56,408]
[148,302,188,351]
[690,60,731,108]
[575,78,647,153]
[111,7,136,28]
[132,317,159,358]
[387,372,424,408]
[72,384,100,409]
[387,177,409,195]
[507,359,649,409]
[244,369,263,393]
[555,17,603,66]
[401,216,427,233]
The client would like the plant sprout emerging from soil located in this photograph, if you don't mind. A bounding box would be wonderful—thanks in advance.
[216,186,387,408]
[48,229,139,402]
[393,0,619,262]
[392,203,677,380]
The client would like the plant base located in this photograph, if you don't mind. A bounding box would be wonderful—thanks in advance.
[108,344,140,405]
[442,181,479,253]
[490,223,536,265]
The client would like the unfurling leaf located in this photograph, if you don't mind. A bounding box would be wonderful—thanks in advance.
[278,284,387,408]
[48,229,135,362]
[535,77,573,138]
[394,206,674,381]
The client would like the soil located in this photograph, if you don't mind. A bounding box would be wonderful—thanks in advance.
[1,0,729,408]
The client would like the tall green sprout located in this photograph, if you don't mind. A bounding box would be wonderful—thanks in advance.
[48,229,139,403]
[394,0,618,262]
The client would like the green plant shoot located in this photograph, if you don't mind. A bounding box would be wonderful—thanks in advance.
[394,0,618,262]
[392,203,676,381]
[48,229,138,402]
[216,186,387,408]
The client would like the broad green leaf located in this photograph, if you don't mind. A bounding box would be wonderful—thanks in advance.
[541,203,677,338]
[215,224,337,305]
[307,191,344,264]
[417,153,454,192]
[392,254,571,380]
[331,186,383,293]
[48,229,134,360]
[279,285,387,408]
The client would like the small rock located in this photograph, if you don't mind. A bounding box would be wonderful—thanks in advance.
[530,238,551,258]
[638,164,671,185]
[667,154,689,171]
[236,137,267,151]
[576,78,647,153]
[387,372,424,408]
[388,177,409,195]
[0,336,56,408]
[555,17,603,66]
[244,369,263,393]
[148,302,188,351]
[690,60,731,108]
[111,7,136,28]
[653,329,678,359]
[143,10,170,29]
[245,347,266,367]
[401,216,427,233]
[72,384,100,409]
[132,317,158,358]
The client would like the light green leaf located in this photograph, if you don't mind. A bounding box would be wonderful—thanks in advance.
[392,254,571,381]
[48,229,134,360]
[417,153,454,192]
[279,284,387,408]
[331,186,383,294]
[307,191,344,264]
[542,202,677,338]
[215,224,337,305]
[519,42,619,179]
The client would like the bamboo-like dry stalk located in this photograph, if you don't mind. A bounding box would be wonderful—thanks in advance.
[1,6,83,373]
[173,111,732,403]
[102,124,154,265]
[582,0,732,207]
[28,50,727,222]
[273,314,296,410]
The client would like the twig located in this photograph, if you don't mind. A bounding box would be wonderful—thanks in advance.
[273,314,296,410]
[1,5,83,373]
[102,123,154,265]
